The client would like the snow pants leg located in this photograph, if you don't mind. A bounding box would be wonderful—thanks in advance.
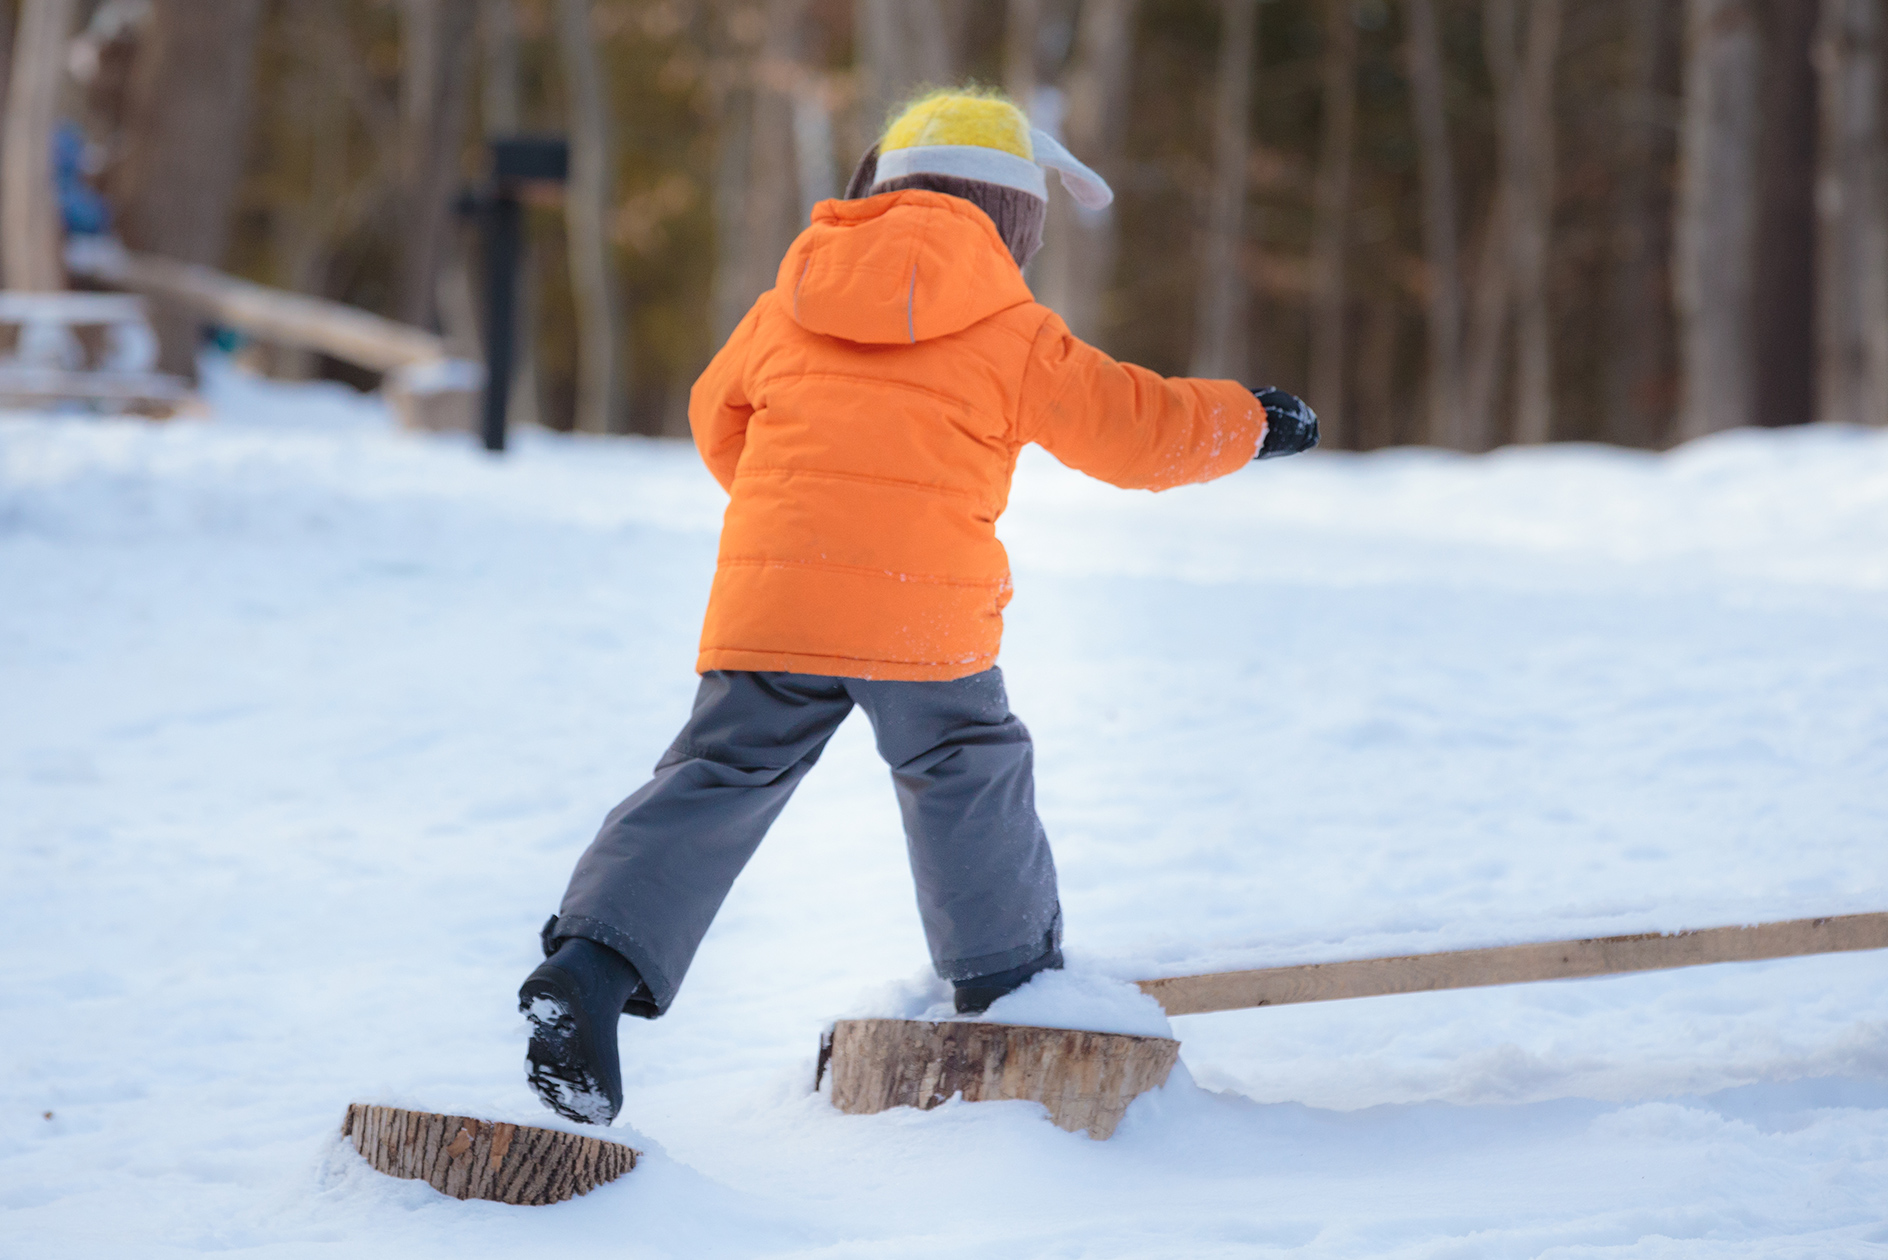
[547,668,1061,1016]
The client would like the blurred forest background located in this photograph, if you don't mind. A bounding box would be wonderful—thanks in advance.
[4,0,1884,450]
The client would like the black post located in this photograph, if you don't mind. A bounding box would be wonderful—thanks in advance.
[479,192,522,453]
[471,136,569,455]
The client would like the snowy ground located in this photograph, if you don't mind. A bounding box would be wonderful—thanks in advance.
[4,363,1886,1257]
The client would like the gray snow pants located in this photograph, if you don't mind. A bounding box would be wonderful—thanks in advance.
[547,668,1062,1016]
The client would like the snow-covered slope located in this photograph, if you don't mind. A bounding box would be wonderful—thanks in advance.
[4,364,1885,1257]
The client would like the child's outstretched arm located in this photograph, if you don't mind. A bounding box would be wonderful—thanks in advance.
[1016,312,1313,490]
[688,304,765,492]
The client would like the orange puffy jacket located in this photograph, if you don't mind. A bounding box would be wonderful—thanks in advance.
[690,188,1266,681]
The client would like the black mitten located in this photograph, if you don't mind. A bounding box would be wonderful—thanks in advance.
[1254,387,1319,459]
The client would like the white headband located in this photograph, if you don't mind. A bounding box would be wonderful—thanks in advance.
[873,127,1114,210]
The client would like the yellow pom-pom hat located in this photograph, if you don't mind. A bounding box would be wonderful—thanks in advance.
[872,90,1114,210]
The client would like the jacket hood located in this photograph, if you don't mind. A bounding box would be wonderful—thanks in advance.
[775,189,1035,345]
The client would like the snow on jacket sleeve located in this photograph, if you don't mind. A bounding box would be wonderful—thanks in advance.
[689,301,765,493]
[1016,309,1266,491]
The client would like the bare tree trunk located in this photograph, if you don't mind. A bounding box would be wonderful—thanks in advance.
[1508,0,1561,445]
[1010,0,1052,288]
[1462,0,1560,449]
[800,4,847,216]
[710,0,760,346]
[1309,0,1358,443]
[1464,0,1559,448]
[397,0,477,331]
[1191,0,1257,381]
[938,0,976,79]
[0,1,16,283]
[854,0,951,137]
[1404,0,1462,446]
[1034,0,1135,341]
[266,0,347,378]
[1814,0,1888,427]
[711,77,756,345]
[1356,296,1400,447]
[756,0,808,253]
[711,0,814,349]
[1675,0,1761,442]
[481,0,522,135]
[791,81,837,223]
[1605,0,1682,448]
[1461,188,1510,449]
[480,0,542,431]
[111,0,264,376]
[1753,0,1820,428]
[1005,0,1042,107]
[1461,0,1518,449]
[2,0,74,293]
[557,0,624,434]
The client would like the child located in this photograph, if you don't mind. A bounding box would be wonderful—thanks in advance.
[519,90,1317,1125]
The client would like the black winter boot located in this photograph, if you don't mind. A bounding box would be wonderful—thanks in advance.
[518,936,642,1125]
[953,945,1064,1015]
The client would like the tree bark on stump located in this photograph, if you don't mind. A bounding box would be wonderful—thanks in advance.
[825,1019,1180,1140]
[342,1103,637,1205]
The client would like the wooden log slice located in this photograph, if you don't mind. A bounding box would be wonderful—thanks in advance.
[826,1019,1180,1140]
[341,1103,637,1205]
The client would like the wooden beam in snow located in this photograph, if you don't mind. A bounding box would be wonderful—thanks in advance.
[1138,912,1888,1016]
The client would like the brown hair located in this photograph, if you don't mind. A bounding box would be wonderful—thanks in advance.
[844,144,1046,270]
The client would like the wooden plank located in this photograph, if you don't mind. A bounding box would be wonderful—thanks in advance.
[826,1019,1180,1140]
[69,249,447,372]
[1137,912,1888,1016]
[341,1104,637,1205]
[67,246,483,429]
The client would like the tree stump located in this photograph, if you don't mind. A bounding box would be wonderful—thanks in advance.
[823,1019,1180,1140]
[341,1103,637,1205]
